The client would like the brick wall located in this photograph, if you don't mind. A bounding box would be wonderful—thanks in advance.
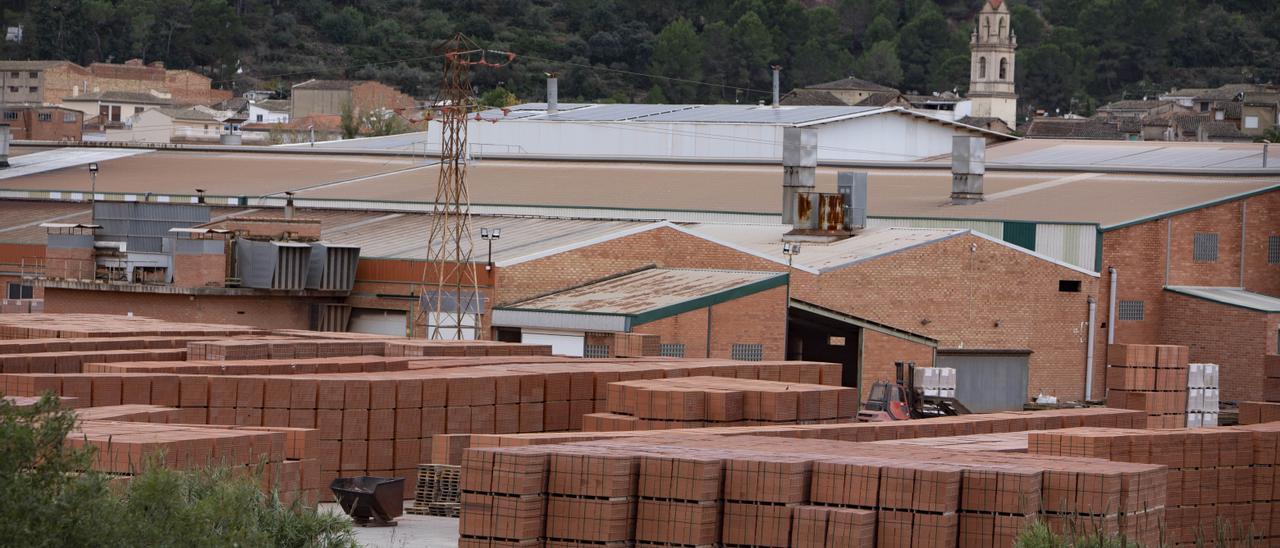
[496,226,784,305]
[791,233,1097,402]
[1159,291,1275,401]
[2,108,82,141]
[172,253,226,288]
[42,289,316,329]
[214,218,323,239]
[351,81,416,113]
[39,62,229,107]
[860,330,934,401]
[1096,189,1280,397]
[633,285,787,361]
[165,70,232,105]
[44,247,94,280]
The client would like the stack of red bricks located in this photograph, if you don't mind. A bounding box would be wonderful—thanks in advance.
[0,348,188,374]
[1240,401,1280,425]
[385,340,554,358]
[1029,427,1257,546]
[68,420,320,505]
[1236,421,1280,544]
[0,314,261,339]
[84,356,411,375]
[458,424,1170,548]
[189,338,391,360]
[1263,355,1280,402]
[582,376,857,431]
[1105,343,1189,427]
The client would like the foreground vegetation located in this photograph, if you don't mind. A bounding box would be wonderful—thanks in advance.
[0,394,357,548]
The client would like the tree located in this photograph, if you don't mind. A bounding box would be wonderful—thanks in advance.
[649,17,703,103]
[857,40,903,87]
[339,100,360,140]
[731,11,776,93]
[792,38,855,87]
[862,14,896,50]
[895,3,954,92]
[480,85,519,108]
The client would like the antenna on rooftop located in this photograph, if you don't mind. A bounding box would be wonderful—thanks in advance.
[419,34,516,341]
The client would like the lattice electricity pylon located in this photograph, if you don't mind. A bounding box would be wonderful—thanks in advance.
[420,34,515,340]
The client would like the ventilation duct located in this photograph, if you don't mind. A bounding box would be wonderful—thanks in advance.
[837,172,868,231]
[235,239,311,290]
[0,124,10,168]
[951,135,985,204]
[306,243,360,291]
[546,74,559,115]
[781,127,817,225]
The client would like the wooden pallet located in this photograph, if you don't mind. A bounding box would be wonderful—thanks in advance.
[413,463,461,505]
[406,502,461,518]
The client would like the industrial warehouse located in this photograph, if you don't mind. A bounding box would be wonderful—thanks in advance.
[1,96,1279,546]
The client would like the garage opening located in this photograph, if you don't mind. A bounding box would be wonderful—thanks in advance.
[787,300,938,399]
[935,349,1031,412]
[347,308,407,336]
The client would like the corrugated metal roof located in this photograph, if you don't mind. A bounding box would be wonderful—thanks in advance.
[990,142,1273,170]
[504,267,783,315]
[631,105,881,124]
[1165,286,1280,312]
[684,225,966,273]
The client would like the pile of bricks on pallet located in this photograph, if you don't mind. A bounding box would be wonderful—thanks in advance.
[466,407,1147,451]
[188,338,391,360]
[385,340,555,358]
[1239,401,1280,425]
[68,420,320,505]
[1029,427,1259,546]
[582,376,858,432]
[1263,355,1280,402]
[2,356,843,501]
[3,394,83,408]
[1105,343,1189,428]
[1186,363,1220,427]
[458,421,1168,548]
[84,356,412,375]
[0,348,188,373]
[0,314,262,339]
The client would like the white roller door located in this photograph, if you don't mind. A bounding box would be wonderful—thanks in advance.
[348,308,406,337]
[521,330,585,357]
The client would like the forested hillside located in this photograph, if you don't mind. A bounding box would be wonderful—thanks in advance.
[4,0,1280,114]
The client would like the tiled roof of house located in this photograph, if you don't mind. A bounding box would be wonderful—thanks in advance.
[806,76,897,93]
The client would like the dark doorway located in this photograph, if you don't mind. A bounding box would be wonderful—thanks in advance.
[787,307,861,389]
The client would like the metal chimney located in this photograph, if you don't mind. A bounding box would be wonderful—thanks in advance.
[837,172,867,231]
[0,124,9,168]
[284,191,296,220]
[771,65,782,108]
[782,127,817,225]
[546,73,559,115]
[950,136,985,204]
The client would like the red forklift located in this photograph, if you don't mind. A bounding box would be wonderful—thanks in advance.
[856,361,972,422]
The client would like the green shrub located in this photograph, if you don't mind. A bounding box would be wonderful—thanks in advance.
[0,394,357,548]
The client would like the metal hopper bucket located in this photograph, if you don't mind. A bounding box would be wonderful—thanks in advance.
[330,476,405,527]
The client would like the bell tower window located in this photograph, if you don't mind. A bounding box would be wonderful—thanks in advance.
[979,57,987,79]
[999,57,1008,80]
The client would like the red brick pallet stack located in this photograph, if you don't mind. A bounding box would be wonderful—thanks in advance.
[1105,344,1189,427]
[1029,427,1257,546]
[84,356,412,375]
[0,314,261,339]
[1240,401,1280,425]
[458,425,1169,548]
[1264,355,1280,402]
[0,348,188,373]
[583,376,858,432]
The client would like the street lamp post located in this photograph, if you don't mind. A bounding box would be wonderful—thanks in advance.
[87,162,99,202]
[480,228,502,271]
[781,242,801,361]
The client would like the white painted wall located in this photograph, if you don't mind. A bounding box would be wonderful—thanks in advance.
[403,112,992,162]
[248,103,289,124]
[521,330,585,357]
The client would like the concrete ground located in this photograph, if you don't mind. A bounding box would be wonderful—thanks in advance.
[319,501,460,548]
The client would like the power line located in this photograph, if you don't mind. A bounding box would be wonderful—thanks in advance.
[518,54,773,98]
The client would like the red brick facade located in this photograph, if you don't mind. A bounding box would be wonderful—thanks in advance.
[42,288,317,329]
[1095,190,1280,400]
[860,330,935,401]
[633,285,787,361]
[1,106,82,141]
[172,253,227,289]
[40,60,230,106]
[1159,291,1279,401]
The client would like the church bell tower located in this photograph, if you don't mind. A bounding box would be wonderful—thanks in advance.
[968,0,1017,129]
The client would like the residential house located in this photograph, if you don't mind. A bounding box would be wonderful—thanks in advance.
[956,115,1011,134]
[781,76,900,107]
[1241,94,1280,136]
[1095,99,1188,120]
[241,113,342,145]
[1024,117,1141,140]
[290,79,415,119]
[0,105,82,141]
[248,99,290,124]
[114,107,223,144]
[0,59,230,107]
[62,91,172,128]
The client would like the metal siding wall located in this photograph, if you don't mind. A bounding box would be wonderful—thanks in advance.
[866,217,1005,239]
[936,353,1030,412]
[1002,221,1037,251]
[1035,223,1098,272]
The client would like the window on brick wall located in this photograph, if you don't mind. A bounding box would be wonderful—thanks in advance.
[659,343,685,358]
[1118,300,1145,321]
[1193,232,1218,262]
[731,343,764,361]
[583,343,609,358]
[1270,236,1280,264]
[62,112,75,123]
[1058,280,1082,292]
[37,112,50,122]
[3,111,16,120]
[6,283,33,300]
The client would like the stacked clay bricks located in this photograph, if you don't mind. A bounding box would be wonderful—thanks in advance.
[1240,401,1280,425]
[84,356,412,375]
[1264,355,1280,402]
[584,376,858,432]
[0,314,261,339]
[1029,427,1257,546]
[1105,343,1189,428]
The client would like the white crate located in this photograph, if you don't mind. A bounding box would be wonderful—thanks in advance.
[1187,388,1205,412]
[1205,388,1219,410]
[938,368,956,391]
[1187,364,1205,389]
[1205,364,1219,388]
[1204,411,1219,427]
[1187,412,1203,428]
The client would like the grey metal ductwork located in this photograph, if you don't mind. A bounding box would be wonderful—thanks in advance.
[0,124,10,168]
[781,127,816,225]
[284,191,296,220]
[950,135,985,204]
[546,74,559,115]
[837,172,868,231]
[772,65,781,108]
